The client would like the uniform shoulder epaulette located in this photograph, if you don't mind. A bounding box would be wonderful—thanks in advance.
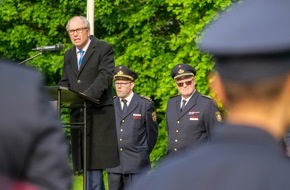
[113,95,117,99]
[140,95,152,101]
[202,95,213,100]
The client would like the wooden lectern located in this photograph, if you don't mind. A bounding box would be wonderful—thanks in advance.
[45,86,99,190]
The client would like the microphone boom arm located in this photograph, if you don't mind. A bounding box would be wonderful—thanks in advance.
[19,51,43,65]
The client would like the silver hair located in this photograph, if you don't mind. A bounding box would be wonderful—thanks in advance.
[66,16,90,31]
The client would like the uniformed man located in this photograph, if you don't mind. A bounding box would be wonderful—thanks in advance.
[129,0,290,190]
[166,63,221,156]
[107,65,158,190]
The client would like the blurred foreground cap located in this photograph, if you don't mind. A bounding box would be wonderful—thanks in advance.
[171,63,196,80]
[114,65,138,81]
[199,0,290,82]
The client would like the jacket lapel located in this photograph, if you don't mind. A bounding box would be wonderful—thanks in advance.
[78,36,97,75]
[122,94,138,118]
[178,91,199,118]
[70,50,79,76]
[176,97,181,115]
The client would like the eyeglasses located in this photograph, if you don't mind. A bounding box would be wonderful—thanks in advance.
[68,27,88,35]
[176,80,193,87]
[114,82,132,87]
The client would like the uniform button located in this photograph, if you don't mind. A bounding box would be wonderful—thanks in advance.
[177,121,180,124]
[77,80,81,84]
[174,148,177,151]
[120,148,123,151]
[120,129,123,132]
[120,138,122,141]
[176,130,179,133]
[175,139,178,142]
[122,120,125,123]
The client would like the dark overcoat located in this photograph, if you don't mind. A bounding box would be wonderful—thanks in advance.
[59,36,119,170]
[107,94,158,174]
[166,91,220,156]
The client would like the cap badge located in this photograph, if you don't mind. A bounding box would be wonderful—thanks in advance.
[178,69,184,74]
[117,71,124,75]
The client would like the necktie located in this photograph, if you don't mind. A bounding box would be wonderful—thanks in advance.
[78,50,85,70]
[180,100,186,112]
[122,99,128,113]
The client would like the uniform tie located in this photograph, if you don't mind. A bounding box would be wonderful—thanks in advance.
[78,50,85,70]
[122,99,128,113]
[180,100,186,112]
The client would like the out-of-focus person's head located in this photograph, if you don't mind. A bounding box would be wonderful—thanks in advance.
[66,16,90,50]
[113,65,137,99]
[199,0,290,134]
[0,58,72,190]
[171,63,196,99]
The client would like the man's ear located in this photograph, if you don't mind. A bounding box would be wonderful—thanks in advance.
[87,29,91,37]
[282,74,290,126]
[131,82,135,90]
[286,74,290,92]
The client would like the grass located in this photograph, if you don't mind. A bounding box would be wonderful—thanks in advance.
[72,175,83,190]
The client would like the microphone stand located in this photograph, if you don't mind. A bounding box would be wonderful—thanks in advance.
[19,51,43,65]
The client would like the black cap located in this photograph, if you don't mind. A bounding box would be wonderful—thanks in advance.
[199,0,290,82]
[114,65,138,81]
[171,63,196,80]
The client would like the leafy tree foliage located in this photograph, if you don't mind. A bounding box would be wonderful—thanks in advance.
[0,0,86,84]
[0,0,233,164]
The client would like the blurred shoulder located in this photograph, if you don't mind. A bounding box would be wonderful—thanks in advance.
[0,59,41,80]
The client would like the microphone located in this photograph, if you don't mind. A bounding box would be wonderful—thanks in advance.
[32,44,63,51]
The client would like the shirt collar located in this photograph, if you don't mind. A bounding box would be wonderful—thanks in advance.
[181,89,196,103]
[120,91,134,106]
[76,38,91,53]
